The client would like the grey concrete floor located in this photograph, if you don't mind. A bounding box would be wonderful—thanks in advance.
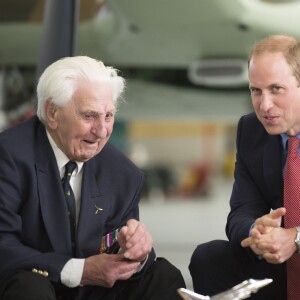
[139,177,233,289]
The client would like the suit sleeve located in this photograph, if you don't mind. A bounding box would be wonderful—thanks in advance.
[225,115,273,244]
[0,144,70,283]
[114,167,156,278]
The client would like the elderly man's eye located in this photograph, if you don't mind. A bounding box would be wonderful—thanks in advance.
[83,113,91,119]
[106,112,114,119]
[82,112,96,120]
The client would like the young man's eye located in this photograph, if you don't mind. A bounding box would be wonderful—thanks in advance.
[250,88,261,95]
[273,86,282,92]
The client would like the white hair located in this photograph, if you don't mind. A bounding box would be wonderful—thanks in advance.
[36,56,125,123]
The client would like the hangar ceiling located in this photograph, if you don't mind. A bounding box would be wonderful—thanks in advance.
[0,0,103,22]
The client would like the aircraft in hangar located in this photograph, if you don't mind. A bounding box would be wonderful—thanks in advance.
[0,0,300,128]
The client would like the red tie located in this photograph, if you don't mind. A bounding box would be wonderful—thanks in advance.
[284,137,300,299]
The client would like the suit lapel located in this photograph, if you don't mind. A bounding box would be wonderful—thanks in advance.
[35,124,73,255]
[76,162,111,257]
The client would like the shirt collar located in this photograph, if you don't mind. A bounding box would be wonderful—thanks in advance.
[46,130,84,177]
[280,133,300,154]
[281,133,290,151]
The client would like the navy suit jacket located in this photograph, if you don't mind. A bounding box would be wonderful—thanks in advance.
[0,116,155,284]
[226,112,284,244]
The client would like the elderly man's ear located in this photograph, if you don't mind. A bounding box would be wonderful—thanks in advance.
[45,100,58,129]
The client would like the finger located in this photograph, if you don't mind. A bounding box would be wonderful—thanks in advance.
[116,260,140,274]
[249,244,264,256]
[256,215,281,228]
[118,226,128,237]
[125,223,148,248]
[262,252,281,264]
[103,253,125,262]
[117,270,136,281]
[126,230,144,248]
[125,219,139,239]
[241,237,254,248]
[250,226,263,238]
[123,244,147,261]
[124,234,152,261]
[109,260,140,282]
[117,227,128,249]
[269,207,286,220]
[117,265,140,281]
[256,242,277,253]
[254,208,286,228]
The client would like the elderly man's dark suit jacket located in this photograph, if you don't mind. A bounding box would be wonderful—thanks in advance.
[0,116,155,296]
[226,112,285,244]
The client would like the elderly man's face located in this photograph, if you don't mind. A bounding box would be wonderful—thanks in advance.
[249,52,300,136]
[48,80,115,162]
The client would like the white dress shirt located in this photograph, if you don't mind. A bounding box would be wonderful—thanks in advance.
[46,131,84,287]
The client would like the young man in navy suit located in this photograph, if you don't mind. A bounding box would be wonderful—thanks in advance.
[189,35,300,300]
[0,56,185,299]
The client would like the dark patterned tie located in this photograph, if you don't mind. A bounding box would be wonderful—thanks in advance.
[61,161,77,250]
[284,137,300,300]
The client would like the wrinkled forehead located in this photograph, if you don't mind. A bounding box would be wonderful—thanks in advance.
[70,81,115,110]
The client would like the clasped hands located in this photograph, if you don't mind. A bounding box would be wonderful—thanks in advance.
[81,219,153,287]
[241,207,297,264]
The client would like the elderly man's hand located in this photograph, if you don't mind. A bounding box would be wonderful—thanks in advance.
[81,253,141,287]
[117,219,153,262]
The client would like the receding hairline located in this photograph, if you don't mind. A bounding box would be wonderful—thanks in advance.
[248,35,298,61]
[247,35,300,85]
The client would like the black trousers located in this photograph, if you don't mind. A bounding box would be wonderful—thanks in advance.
[189,240,287,300]
[0,257,185,300]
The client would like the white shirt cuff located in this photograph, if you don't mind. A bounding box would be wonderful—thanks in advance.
[136,255,148,273]
[60,258,85,287]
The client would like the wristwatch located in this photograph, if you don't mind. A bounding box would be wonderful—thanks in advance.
[295,227,300,253]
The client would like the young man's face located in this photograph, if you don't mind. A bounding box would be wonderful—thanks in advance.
[249,52,300,136]
[47,80,115,162]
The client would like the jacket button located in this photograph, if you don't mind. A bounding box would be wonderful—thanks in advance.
[43,271,49,277]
